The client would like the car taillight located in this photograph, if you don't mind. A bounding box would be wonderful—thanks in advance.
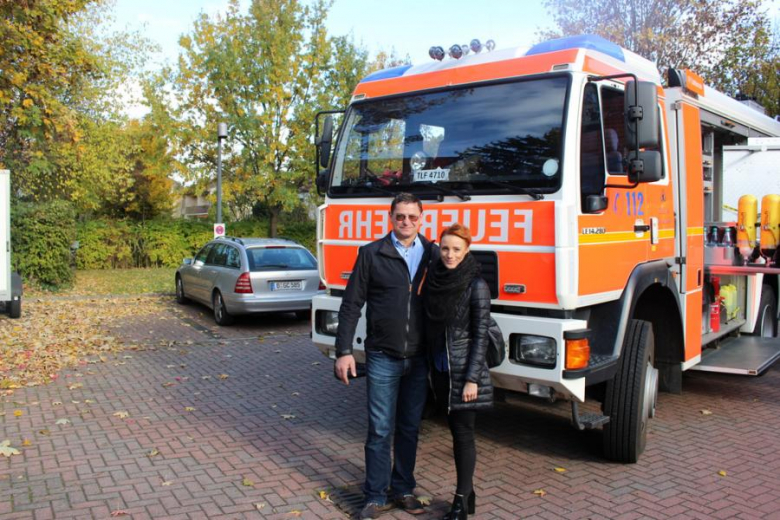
[234,272,253,293]
[318,280,326,290]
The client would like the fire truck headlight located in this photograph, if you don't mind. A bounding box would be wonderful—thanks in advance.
[318,311,339,336]
[510,334,557,368]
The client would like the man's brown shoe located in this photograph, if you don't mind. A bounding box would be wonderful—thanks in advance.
[359,502,393,519]
[396,494,425,515]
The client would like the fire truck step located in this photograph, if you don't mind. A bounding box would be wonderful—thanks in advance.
[689,336,780,376]
[578,412,610,429]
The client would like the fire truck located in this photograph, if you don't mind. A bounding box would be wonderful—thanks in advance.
[310,35,780,462]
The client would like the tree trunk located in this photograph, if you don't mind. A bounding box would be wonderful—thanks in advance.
[269,208,279,237]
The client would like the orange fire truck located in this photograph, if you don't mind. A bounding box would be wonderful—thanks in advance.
[310,35,780,462]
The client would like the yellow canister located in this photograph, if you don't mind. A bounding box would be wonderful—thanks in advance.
[760,194,780,256]
[737,195,758,258]
[720,284,738,320]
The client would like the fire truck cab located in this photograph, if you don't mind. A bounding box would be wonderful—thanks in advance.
[311,35,780,462]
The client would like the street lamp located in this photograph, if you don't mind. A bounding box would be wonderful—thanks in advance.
[216,122,227,227]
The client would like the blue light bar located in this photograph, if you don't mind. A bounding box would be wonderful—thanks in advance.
[526,34,625,62]
[359,64,413,83]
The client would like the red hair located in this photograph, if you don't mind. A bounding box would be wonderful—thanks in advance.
[439,223,472,246]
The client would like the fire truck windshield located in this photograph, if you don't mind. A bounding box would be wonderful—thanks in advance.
[329,75,568,197]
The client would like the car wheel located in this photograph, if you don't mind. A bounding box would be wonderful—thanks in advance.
[212,290,234,326]
[8,298,21,319]
[175,276,189,304]
[295,309,311,321]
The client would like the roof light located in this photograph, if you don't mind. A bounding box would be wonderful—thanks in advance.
[526,34,625,62]
[470,39,482,53]
[448,44,463,59]
[429,46,445,61]
[485,39,496,51]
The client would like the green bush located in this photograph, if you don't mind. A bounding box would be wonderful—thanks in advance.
[11,200,77,289]
[278,220,317,255]
[75,220,136,269]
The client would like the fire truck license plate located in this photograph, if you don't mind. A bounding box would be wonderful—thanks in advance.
[270,281,302,291]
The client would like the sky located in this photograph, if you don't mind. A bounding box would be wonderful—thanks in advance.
[112,0,556,70]
[111,0,780,117]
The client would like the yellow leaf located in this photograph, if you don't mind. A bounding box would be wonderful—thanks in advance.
[533,489,547,497]
[242,477,254,486]
[417,496,432,506]
[161,481,172,486]
[184,407,195,412]
[13,410,22,417]
[318,490,328,499]
[148,448,159,457]
[718,470,727,477]
[553,467,566,473]
[113,411,129,419]
[0,440,21,457]
[219,374,229,380]
[22,99,33,108]
[22,439,31,447]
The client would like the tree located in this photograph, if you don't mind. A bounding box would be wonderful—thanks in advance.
[166,0,368,235]
[541,0,779,117]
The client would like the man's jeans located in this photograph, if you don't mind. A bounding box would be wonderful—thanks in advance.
[363,350,428,505]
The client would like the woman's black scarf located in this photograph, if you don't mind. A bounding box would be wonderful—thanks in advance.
[424,252,481,325]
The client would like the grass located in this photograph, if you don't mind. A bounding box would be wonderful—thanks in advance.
[26,268,177,297]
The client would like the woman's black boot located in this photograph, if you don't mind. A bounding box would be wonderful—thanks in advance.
[443,494,468,520]
[467,490,475,514]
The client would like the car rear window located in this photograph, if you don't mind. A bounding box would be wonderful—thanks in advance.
[247,247,317,271]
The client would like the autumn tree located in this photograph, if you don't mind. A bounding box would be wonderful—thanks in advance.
[166,0,368,235]
[541,0,779,116]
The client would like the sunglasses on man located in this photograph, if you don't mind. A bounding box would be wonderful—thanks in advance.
[393,213,420,222]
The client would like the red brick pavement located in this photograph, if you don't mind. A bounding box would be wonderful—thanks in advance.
[2,297,780,519]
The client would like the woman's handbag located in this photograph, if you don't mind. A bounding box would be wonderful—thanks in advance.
[486,317,505,368]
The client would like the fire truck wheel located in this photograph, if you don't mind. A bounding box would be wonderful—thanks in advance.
[602,319,658,463]
[175,276,190,305]
[752,285,777,337]
[8,298,21,319]
[212,290,235,326]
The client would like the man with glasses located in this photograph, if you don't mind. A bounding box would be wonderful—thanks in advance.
[335,193,437,519]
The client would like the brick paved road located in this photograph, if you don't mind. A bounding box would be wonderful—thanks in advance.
[2,297,780,519]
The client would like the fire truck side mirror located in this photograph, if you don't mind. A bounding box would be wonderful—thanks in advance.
[318,116,334,169]
[627,150,662,184]
[624,81,659,150]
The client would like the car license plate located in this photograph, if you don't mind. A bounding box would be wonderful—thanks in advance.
[270,280,302,291]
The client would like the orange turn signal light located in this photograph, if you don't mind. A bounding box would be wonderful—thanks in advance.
[565,338,590,370]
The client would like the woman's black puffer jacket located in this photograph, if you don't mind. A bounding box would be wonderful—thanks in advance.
[443,277,494,411]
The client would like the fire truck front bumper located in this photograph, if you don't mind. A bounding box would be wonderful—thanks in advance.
[312,295,588,402]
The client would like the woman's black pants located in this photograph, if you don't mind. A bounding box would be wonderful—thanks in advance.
[434,370,477,496]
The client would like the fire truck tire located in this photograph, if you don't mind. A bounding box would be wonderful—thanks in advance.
[212,290,235,326]
[752,285,777,337]
[8,298,21,319]
[602,319,658,463]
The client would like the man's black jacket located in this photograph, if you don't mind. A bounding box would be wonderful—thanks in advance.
[336,232,436,359]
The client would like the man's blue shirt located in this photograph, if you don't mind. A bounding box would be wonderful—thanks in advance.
[391,232,423,280]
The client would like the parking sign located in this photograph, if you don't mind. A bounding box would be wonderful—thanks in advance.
[214,223,226,238]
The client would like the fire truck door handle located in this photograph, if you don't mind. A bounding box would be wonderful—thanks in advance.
[634,224,650,233]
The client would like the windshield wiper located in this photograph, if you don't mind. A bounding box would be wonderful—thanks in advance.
[480,179,544,200]
[262,264,289,269]
[413,182,471,201]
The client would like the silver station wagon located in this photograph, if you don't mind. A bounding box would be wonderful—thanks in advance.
[175,237,324,325]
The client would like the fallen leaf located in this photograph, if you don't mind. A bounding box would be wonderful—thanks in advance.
[52,401,63,406]
[13,410,22,417]
[292,392,299,396]
[55,418,70,426]
[553,467,567,473]
[318,490,329,500]
[218,374,229,380]
[84,400,94,404]
[184,407,195,412]
[38,429,50,436]
[718,470,727,477]
[287,512,302,517]
[700,409,713,416]
[0,440,20,457]
[417,495,432,506]
[22,439,31,447]
[113,411,129,419]
[281,414,295,420]
[255,503,266,510]
[242,477,254,487]
[165,365,176,369]
[68,383,82,390]
[110,510,128,517]
[161,480,172,486]
[311,362,320,366]
[148,448,159,457]
[162,382,175,388]
[201,376,211,380]
[533,489,547,497]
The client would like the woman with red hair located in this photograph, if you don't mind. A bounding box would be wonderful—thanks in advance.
[423,223,493,519]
